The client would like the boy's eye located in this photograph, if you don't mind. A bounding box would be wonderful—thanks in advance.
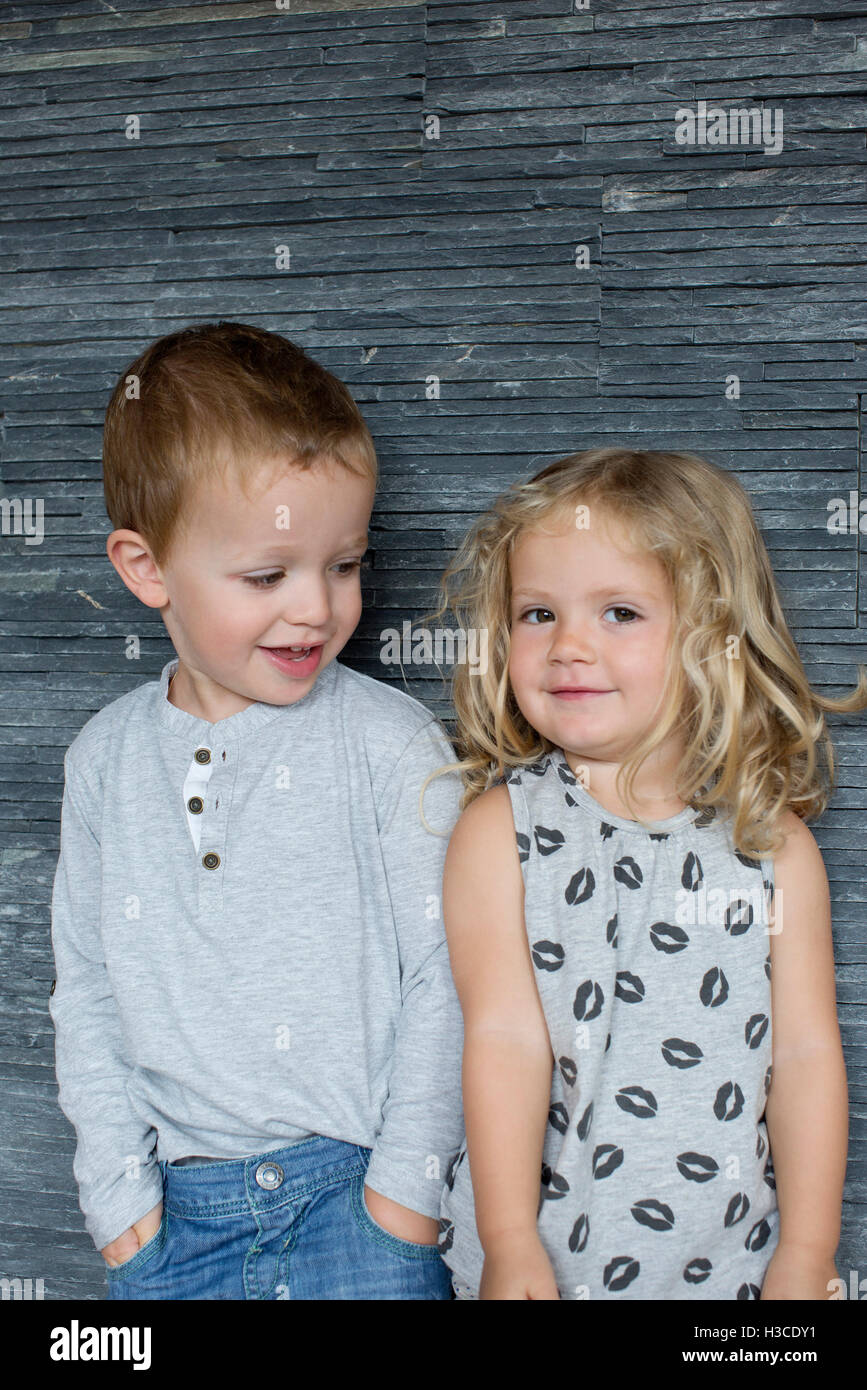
[603,606,638,623]
[243,572,283,589]
[243,554,371,588]
[522,607,555,624]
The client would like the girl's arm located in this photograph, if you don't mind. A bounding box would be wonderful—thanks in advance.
[762,810,849,1298]
[443,783,554,1254]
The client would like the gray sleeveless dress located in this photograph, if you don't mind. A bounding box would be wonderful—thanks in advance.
[439,749,780,1300]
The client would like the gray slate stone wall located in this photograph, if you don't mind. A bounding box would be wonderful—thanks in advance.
[0,0,864,1299]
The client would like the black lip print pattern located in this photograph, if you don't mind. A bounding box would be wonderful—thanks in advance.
[734,847,763,870]
[613,856,643,889]
[603,1256,640,1291]
[592,1144,624,1179]
[438,1218,455,1253]
[631,1198,675,1231]
[532,940,565,971]
[615,971,645,1003]
[445,1149,463,1191]
[745,1218,772,1252]
[576,1100,593,1140]
[662,1038,703,1068]
[565,866,595,905]
[441,751,778,1300]
[713,1081,745,1121]
[615,1085,658,1118]
[745,1013,769,1049]
[535,825,565,856]
[681,852,704,891]
[725,899,754,935]
[559,1056,577,1087]
[676,1152,719,1183]
[724,1193,750,1227]
[684,1258,712,1284]
[569,1214,590,1252]
[650,921,690,953]
[549,1102,570,1134]
[556,759,576,787]
[541,1168,570,1200]
[700,966,729,1007]
[573,979,604,1020]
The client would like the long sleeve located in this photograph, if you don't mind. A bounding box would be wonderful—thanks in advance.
[363,719,466,1218]
[48,751,164,1251]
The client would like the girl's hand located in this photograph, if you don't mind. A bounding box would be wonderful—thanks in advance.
[100,1200,163,1268]
[760,1243,839,1300]
[480,1230,561,1300]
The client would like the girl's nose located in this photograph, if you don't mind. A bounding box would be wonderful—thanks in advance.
[548,619,596,663]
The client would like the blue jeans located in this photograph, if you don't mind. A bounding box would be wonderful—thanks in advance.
[105,1135,453,1300]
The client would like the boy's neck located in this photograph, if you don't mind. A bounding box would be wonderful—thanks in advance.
[166,663,257,724]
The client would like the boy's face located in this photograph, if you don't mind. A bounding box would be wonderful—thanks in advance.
[152,457,375,721]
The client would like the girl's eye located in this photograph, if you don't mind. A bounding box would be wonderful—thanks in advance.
[603,606,638,623]
[522,607,555,624]
[332,558,364,576]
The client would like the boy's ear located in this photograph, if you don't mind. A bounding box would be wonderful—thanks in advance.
[105,529,169,610]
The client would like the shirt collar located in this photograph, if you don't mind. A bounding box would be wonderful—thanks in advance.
[154,656,339,741]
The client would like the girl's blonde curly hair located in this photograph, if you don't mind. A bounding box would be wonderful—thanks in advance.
[420,447,867,859]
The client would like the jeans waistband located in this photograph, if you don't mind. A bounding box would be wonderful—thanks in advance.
[161,1136,371,1214]
[171,1154,238,1165]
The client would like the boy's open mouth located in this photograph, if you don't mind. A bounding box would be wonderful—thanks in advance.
[260,644,324,675]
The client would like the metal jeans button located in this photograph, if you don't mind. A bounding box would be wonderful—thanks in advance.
[255,1161,284,1190]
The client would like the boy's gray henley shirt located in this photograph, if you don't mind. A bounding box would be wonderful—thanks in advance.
[49,656,466,1251]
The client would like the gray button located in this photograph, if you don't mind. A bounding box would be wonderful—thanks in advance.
[255,1161,284,1190]
[188,796,204,814]
[202,852,220,870]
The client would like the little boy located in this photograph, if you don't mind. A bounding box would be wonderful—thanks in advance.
[48,321,465,1299]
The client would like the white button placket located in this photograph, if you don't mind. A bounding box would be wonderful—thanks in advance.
[182,753,215,853]
[192,742,232,915]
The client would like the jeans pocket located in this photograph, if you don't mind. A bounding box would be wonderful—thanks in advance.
[104,1203,169,1280]
[355,1177,443,1259]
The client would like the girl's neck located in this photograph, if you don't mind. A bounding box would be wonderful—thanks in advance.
[560,749,688,823]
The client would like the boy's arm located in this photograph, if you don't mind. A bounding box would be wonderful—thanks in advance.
[49,752,164,1252]
[762,811,849,1294]
[362,719,466,1222]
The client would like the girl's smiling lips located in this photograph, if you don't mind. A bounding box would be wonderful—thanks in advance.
[548,686,614,697]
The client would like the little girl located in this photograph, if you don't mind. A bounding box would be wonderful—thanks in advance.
[427,448,865,1301]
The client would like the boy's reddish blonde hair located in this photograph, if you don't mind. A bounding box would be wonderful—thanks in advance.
[102,320,378,565]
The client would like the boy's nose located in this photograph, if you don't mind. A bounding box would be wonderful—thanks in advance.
[280,576,331,630]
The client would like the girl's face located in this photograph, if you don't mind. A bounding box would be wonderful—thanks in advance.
[508,510,678,771]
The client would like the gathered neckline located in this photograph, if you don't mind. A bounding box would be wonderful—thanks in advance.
[547,748,701,836]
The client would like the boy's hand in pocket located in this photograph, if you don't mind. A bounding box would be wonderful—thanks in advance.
[100,1200,163,1268]
[364,1184,439,1245]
